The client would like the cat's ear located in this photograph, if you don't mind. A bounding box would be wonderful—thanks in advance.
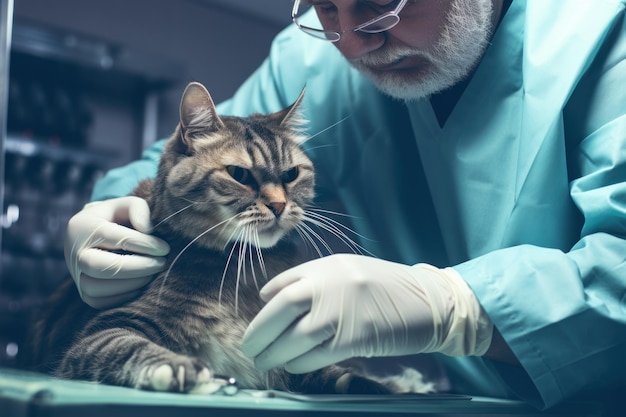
[277,87,307,132]
[179,82,225,147]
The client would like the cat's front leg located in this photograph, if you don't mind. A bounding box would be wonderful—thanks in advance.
[57,328,214,393]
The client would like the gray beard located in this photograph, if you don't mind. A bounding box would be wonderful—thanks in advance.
[350,0,495,101]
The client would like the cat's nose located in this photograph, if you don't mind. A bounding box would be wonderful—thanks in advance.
[267,201,286,217]
[262,185,287,217]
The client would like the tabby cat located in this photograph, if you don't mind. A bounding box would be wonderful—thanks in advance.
[25,82,393,395]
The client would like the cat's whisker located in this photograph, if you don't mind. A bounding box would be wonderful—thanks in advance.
[253,228,267,287]
[307,207,358,219]
[181,197,202,204]
[301,114,352,145]
[246,227,260,292]
[302,144,338,152]
[293,225,310,251]
[235,225,256,313]
[297,222,334,255]
[238,227,248,285]
[303,213,375,257]
[151,203,196,231]
[308,208,376,242]
[217,218,247,309]
[158,213,241,306]
[294,224,325,259]
[305,208,377,256]
[219,225,245,310]
[219,215,243,251]
[235,227,249,314]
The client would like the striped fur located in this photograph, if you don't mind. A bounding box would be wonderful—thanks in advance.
[25,82,390,395]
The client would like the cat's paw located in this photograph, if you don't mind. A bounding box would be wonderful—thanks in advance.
[137,357,212,392]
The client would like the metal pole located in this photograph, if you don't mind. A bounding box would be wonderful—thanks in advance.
[0,0,13,258]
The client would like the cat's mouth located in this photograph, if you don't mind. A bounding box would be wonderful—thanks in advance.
[246,216,298,248]
[231,205,301,248]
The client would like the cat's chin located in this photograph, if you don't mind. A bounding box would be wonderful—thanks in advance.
[254,232,285,248]
[247,220,293,248]
[203,227,287,251]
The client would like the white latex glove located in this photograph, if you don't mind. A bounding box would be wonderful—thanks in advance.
[64,196,170,309]
[241,254,493,373]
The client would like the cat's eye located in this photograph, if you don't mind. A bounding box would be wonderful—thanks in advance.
[226,165,253,185]
[282,166,300,183]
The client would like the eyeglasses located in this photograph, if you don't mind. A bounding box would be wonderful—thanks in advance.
[292,0,409,42]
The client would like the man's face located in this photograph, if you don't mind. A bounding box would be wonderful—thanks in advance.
[315,0,499,100]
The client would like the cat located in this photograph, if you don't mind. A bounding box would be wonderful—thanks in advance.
[24,82,395,395]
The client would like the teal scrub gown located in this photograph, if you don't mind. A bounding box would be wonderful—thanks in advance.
[92,0,626,409]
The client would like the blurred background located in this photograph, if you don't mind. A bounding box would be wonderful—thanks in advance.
[0,0,292,368]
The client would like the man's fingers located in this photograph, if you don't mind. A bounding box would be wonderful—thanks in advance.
[252,313,335,371]
[242,280,313,358]
[284,344,351,374]
[79,248,167,279]
[90,222,170,256]
[126,196,155,233]
[259,266,306,302]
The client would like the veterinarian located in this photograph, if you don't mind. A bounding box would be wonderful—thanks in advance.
[63,0,626,410]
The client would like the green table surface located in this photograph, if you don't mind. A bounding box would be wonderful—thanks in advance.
[0,368,604,417]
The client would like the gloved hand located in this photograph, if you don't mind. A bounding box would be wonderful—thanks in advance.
[241,254,493,373]
[64,196,170,309]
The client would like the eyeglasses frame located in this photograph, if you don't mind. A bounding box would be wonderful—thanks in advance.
[292,0,410,42]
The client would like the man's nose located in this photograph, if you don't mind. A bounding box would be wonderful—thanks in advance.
[333,9,385,60]
[335,30,386,60]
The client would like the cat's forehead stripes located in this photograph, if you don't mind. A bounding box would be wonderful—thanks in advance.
[244,119,275,143]
[241,119,294,172]
[248,140,273,168]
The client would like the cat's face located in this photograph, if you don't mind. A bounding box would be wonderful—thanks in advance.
[156,83,314,250]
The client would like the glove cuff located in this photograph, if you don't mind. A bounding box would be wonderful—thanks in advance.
[415,264,494,357]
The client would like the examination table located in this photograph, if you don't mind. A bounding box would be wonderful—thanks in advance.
[0,367,610,417]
